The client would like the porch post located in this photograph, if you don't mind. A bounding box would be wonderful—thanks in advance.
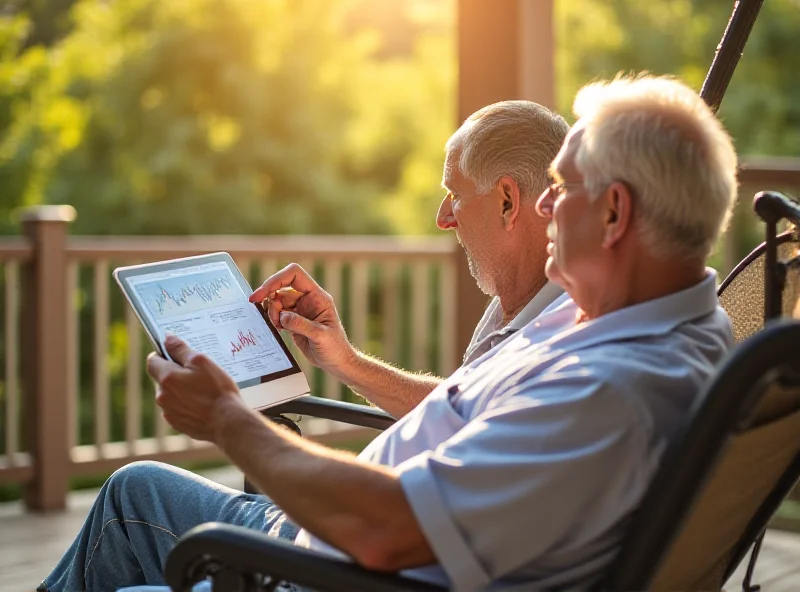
[21,205,76,511]
[454,0,556,356]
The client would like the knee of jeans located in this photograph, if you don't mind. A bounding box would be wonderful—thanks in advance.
[107,460,172,495]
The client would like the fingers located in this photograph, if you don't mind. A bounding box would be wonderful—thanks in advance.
[163,334,194,366]
[250,263,321,304]
[266,296,284,328]
[265,289,303,328]
[279,311,319,339]
[147,351,176,382]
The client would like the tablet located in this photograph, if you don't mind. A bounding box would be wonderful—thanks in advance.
[114,252,310,410]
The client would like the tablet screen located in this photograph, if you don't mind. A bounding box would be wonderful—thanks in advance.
[125,259,293,385]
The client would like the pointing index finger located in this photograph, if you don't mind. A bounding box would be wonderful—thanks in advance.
[249,263,321,304]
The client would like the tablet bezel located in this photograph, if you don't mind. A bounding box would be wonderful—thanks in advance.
[113,252,308,404]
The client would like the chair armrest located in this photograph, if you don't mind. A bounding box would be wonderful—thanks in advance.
[165,523,447,592]
[264,395,397,431]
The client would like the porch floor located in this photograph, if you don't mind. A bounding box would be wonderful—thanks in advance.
[2,465,798,591]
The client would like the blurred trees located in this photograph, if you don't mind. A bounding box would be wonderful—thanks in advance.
[1,0,799,238]
[556,0,800,157]
[0,0,454,236]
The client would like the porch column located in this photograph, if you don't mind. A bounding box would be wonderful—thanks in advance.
[21,206,76,511]
[454,0,556,356]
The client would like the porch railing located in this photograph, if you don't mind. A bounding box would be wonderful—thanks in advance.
[2,157,800,512]
[0,211,486,510]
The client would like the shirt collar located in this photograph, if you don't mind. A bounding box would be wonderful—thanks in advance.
[507,281,565,331]
[523,268,722,354]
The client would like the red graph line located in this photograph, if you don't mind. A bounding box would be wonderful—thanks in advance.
[230,329,259,358]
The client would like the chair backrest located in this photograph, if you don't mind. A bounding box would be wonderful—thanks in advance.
[717,230,800,342]
[598,320,800,592]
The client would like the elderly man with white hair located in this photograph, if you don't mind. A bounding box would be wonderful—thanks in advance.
[41,75,737,592]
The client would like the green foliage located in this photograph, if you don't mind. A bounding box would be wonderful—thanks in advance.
[557,0,800,158]
[0,0,451,236]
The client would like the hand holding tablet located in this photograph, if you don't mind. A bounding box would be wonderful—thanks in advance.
[114,253,310,410]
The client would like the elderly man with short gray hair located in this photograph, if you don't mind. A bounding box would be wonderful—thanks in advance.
[39,101,570,591]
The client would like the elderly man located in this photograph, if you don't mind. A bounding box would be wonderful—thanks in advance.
[270,100,568,419]
[39,101,567,592]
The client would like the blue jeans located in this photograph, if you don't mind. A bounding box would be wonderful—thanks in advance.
[39,460,299,591]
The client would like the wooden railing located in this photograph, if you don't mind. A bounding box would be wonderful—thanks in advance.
[0,210,486,510]
[2,158,800,512]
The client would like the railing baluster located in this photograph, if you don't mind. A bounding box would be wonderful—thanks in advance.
[439,259,457,375]
[257,259,278,293]
[322,259,342,400]
[93,261,110,458]
[411,261,429,371]
[234,257,252,287]
[351,260,369,352]
[4,262,19,464]
[66,262,79,451]
[290,258,315,379]
[125,301,142,454]
[381,260,399,365]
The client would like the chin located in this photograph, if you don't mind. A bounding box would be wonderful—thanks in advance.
[544,258,560,283]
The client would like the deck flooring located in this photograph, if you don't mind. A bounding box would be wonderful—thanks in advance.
[2,465,799,591]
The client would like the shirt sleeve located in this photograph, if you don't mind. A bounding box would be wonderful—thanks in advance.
[395,372,653,590]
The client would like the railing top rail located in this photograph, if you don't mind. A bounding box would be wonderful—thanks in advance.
[739,157,800,187]
[0,239,33,261]
[66,235,458,261]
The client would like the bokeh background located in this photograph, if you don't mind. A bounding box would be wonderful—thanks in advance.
[2,0,799,238]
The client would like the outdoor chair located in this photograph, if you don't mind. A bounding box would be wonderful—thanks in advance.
[717,228,799,343]
[717,191,800,345]
[164,319,800,592]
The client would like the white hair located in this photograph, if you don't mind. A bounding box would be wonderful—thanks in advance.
[572,74,738,260]
[446,100,569,199]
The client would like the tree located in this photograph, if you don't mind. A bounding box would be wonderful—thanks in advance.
[1,0,396,236]
[556,0,800,157]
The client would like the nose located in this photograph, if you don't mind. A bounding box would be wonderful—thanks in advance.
[436,195,457,230]
[535,186,554,219]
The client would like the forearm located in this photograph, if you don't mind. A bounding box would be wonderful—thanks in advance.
[213,400,431,570]
[337,351,443,418]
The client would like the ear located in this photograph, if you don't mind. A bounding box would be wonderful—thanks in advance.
[601,181,634,249]
[498,176,521,230]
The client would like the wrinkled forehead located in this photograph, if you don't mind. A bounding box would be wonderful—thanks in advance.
[550,123,585,180]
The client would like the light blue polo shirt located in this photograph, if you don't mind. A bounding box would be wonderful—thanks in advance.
[295,270,732,590]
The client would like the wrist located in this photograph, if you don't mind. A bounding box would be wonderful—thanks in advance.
[328,341,361,384]
[209,395,252,446]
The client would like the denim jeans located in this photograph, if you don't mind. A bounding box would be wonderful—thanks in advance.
[38,460,299,591]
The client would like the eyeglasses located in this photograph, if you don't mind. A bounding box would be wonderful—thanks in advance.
[547,181,585,198]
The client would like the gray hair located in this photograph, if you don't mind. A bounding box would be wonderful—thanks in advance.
[573,75,738,260]
[446,100,569,199]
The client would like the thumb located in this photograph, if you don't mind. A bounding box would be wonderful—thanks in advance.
[163,334,193,366]
[279,311,319,339]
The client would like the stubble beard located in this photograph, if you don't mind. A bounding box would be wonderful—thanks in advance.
[458,233,493,296]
